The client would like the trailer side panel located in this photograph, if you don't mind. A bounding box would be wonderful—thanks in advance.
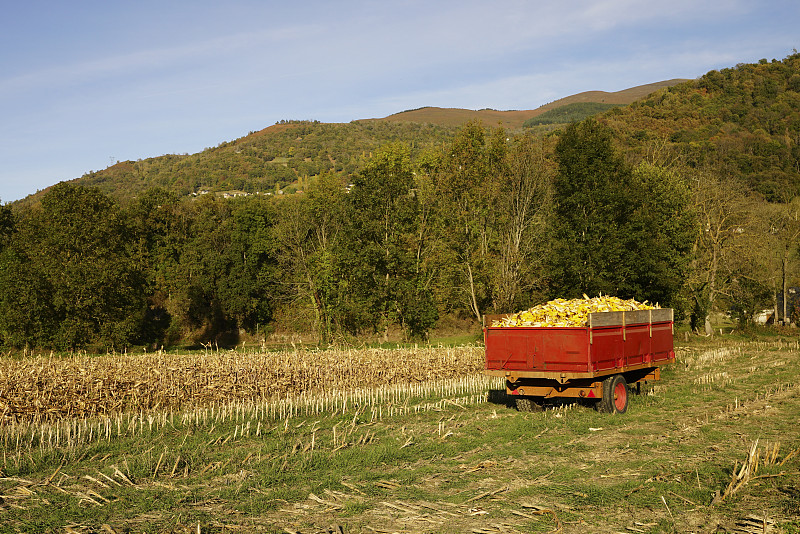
[485,309,675,379]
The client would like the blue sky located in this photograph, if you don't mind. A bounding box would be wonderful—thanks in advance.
[1,0,798,203]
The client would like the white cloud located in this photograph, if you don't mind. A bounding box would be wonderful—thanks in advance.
[0,23,315,97]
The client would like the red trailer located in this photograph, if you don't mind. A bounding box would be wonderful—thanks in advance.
[484,309,675,414]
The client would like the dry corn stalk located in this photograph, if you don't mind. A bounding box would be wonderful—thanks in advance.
[0,345,484,424]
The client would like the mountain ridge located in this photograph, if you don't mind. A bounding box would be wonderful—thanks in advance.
[365,78,690,129]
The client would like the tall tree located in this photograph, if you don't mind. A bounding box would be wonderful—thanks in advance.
[128,187,182,345]
[687,170,754,332]
[0,184,146,349]
[0,202,12,250]
[623,162,697,310]
[548,119,632,297]
[273,172,348,342]
[159,195,280,345]
[218,196,280,332]
[433,121,506,321]
[729,197,800,324]
[491,134,554,312]
[344,143,428,339]
[769,198,800,323]
[548,120,696,308]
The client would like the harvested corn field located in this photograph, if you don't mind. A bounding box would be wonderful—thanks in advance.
[3,340,800,534]
[0,345,484,423]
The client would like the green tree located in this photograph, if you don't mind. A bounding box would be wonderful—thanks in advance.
[273,172,348,342]
[0,184,146,349]
[0,245,57,348]
[548,121,696,308]
[160,195,280,345]
[548,119,631,297]
[127,188,182,345]
[0,199,57,348]
[624,163,697,310]
[0,202,12,249]
[344,143,436,339]
[217,197,280,332]
[433,121,506,321]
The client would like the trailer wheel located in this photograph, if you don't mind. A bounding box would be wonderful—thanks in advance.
[515,397,544,412]
[598,374,628,414]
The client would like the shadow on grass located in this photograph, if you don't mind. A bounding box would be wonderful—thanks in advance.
[487,389,516,408]
[487,388,605,412]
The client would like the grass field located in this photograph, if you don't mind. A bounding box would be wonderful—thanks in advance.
[1,339,799,533]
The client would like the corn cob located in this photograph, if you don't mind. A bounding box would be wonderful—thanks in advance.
[492,294,657,328]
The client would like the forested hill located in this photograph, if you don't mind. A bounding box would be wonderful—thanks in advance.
[13,80,686,207]
[605,56,800,201]
[34,121,459,206]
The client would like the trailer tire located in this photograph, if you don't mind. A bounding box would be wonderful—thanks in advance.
[598,374,628,414]
[515,397,544,412]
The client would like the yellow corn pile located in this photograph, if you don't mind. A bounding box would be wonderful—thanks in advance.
[492,295,657,328]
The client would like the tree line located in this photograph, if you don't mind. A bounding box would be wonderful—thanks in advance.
[8,117,774,351]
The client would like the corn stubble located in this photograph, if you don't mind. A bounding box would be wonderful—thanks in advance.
[0,345,485,424]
